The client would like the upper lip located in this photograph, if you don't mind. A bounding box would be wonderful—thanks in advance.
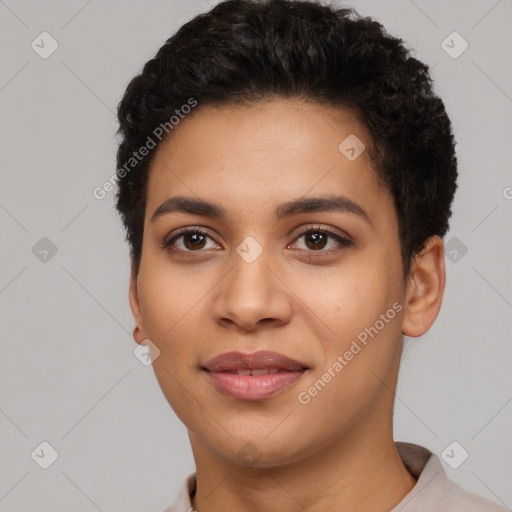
[203,350,309,372]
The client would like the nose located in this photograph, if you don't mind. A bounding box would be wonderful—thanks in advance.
[211,244,293,332]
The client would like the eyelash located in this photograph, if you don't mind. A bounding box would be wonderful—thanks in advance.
[161,225,353,256]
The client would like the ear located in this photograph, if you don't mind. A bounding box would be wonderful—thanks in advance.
[128,257,147,345]
[402,235,446,337]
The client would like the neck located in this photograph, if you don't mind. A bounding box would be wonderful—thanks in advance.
[189,423,417,512]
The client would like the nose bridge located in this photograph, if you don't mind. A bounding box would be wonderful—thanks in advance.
[229,235,275,302]
[231,237,273,296]
[211,234,292,329]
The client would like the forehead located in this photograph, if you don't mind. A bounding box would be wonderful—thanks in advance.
[145,99,391,225]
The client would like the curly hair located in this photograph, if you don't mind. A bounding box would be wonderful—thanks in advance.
[115,0,458,277]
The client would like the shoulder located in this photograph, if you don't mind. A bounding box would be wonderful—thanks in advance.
[163,472,196,512]
[394,442,508,512]
[432,471,508,511]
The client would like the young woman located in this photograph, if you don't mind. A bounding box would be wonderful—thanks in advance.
[114,1,507,510]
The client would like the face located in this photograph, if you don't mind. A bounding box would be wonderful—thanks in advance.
[130,98,412,467]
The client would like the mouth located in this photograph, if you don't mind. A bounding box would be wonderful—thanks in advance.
[218,368,291,375]
[202,350,310,400]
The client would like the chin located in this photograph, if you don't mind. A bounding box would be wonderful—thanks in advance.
[197,429,316,469]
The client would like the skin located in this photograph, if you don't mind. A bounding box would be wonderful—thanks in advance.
[129,98,446,512]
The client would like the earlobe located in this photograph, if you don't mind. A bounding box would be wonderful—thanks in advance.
[128,258,146,345]
[401,235,446,338]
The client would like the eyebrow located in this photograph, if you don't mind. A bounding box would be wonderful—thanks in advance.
[151,194,371,224]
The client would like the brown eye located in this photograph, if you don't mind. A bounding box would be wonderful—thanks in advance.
[162,228,217,251]
[182,232,208,250]
[161,225,353,256]
[304,231,329,250]
[292,227,353,253]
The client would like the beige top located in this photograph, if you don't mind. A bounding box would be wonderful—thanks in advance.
[164,442,507,511]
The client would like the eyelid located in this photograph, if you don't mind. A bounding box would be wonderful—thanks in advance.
[288,223,353,244]
[288,225,353,254]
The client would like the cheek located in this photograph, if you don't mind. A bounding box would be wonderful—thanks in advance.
[304,260,403,374]
[138,262,203,330]
[137,263,218,375]
[309,264,392,329]
[137,268,207,416]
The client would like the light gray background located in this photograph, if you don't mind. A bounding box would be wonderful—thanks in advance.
[0,0,511,510]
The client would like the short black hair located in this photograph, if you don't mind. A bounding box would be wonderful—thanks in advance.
[115,0,458,277]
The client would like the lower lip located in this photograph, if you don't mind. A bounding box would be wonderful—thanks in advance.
[204,370,306,400]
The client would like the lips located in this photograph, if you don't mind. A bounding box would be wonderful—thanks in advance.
[203,350,309,372]
[221,368,281,375]
[202,350,309,400]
